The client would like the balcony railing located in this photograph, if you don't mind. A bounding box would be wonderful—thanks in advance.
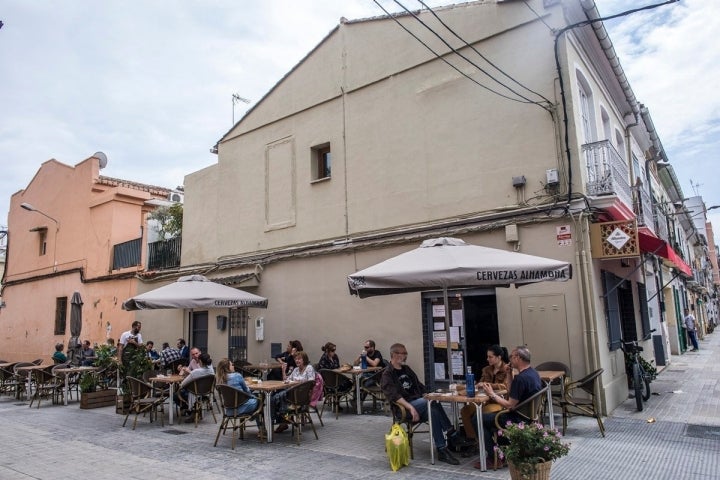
[654,210,670,242]
[634,187,654,231]
[147,236,181,270]
[112,237,142,270]
[583,140,632,206]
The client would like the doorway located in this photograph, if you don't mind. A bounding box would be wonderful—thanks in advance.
[191,311,209,353]
[421,289,497,390]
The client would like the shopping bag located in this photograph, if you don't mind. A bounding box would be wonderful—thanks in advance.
[385,423,410,472]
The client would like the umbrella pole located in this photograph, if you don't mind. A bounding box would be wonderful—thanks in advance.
[443,287,453,386]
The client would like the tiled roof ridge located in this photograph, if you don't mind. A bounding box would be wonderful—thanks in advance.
[97,175,172,196]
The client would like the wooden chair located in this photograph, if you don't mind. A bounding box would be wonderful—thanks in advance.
[490,384,549,469]
[214,384,265,449]
[282,380,318,445]
[319,369,354,419]
[390,401,430,459]
[28,368,62,408]
[361,368,388,413]
[122,376,165,430]
[559,368,605,437]
[183,374,218,427]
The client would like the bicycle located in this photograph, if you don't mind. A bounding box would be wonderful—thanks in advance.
[621,340,651,411]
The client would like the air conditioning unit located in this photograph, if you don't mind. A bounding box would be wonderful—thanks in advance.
[168,192,184,203]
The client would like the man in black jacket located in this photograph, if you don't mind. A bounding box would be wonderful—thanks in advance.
[381,342,460,465]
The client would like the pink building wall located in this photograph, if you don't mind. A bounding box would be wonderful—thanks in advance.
[0,155,171,362]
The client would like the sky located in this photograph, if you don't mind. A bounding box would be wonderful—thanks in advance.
[1,0,719,243]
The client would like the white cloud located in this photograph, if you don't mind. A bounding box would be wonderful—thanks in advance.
[2,0,719,248]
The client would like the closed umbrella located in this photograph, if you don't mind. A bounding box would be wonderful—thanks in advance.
[68,292,83,361]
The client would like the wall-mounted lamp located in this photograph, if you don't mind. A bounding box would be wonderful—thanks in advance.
[20,202,60,272]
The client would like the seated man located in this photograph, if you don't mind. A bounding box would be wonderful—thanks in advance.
[79,340,96,366]
[159,342,182,371]
[381,343,460,465]
[355,339,384,394]
[475,345,542,470]
[175,352,214,423]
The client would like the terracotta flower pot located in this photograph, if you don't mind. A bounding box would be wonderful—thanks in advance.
[508,460,552,480]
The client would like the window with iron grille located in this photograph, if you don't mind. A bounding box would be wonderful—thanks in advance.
[228,308,248,363]
[55,297,67,335]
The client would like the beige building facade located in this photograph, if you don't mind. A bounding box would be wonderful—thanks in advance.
[136,0,691,414]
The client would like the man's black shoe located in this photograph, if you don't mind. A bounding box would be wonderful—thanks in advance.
[437,447,460,465]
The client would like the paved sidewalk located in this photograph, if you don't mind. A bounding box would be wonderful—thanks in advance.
[1,333,717,480]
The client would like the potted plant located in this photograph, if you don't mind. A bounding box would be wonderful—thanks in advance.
[497,421,570,480]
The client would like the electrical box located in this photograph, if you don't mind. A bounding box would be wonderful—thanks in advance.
[546,168,559,185]
[255,316,264,341]
[505,224,519,242]
[512,175,527,187]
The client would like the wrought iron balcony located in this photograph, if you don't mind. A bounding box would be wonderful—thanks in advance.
[147,236,181,270]
[112,237,142,270]
[583,140,632,206]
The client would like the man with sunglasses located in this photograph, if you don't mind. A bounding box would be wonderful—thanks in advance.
[381,343,460,465]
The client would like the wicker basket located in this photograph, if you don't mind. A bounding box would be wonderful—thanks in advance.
[508,460,552,480]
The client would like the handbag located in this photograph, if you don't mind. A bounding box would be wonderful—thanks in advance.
[385,423,410,471]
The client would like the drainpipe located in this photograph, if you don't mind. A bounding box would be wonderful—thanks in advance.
[576,213,601,374]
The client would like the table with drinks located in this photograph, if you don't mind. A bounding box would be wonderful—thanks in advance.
[334,365,382,415]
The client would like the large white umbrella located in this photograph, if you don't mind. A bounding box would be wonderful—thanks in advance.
[122,274,268,311]
[347,237,571,379]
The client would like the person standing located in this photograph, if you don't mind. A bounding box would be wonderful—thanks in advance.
[117,321,143,365]
[380,343,460,465]
[477,345,542,469]
[177,338,189,360]
[684,308,700,351]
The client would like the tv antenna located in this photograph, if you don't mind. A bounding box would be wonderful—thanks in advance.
[232,94,251,124]
[690,179,702,196]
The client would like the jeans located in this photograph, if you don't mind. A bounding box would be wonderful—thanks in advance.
[403,398,452,449]
[480,411,520,458]
[687,329,699,350]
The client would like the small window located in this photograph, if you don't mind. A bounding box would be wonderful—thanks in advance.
[39,229,47,256]
[311,143,331,181]
[55,297,67,335]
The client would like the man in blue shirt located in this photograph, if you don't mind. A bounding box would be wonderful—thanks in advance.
[478,345,542,469]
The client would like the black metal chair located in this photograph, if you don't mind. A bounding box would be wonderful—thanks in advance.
[123,376,165,430]
[559,368,605,437]
[319,369,354,419]
[214,384,265,449]
[282,380,318,445]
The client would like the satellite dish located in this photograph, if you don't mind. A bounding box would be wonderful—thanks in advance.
[93,151,108,169]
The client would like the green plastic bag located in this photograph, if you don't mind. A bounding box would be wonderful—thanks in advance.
[385,423,410,472]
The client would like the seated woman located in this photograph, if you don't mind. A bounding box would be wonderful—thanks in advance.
[272,350,315,433]
[52,343,67,364]
[175,352,213,421]
[215,359,259,413]
[460,345,513,441]
[317,342,340,370]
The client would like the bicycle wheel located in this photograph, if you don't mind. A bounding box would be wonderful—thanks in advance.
[640,372,651,401]
[632,363,643,411]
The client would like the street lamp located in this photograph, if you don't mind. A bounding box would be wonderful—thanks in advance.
[20,202,60,272]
